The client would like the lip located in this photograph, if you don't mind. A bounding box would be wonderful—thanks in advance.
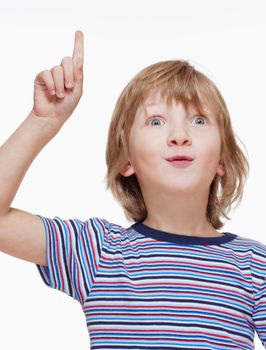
[167,159,194,168]
[166,155,194,161]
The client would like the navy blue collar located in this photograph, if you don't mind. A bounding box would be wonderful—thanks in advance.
[131,222,237,245]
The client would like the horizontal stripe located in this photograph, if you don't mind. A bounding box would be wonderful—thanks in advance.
[36,215,266,349]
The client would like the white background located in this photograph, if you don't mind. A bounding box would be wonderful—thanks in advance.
[0,0,265,349]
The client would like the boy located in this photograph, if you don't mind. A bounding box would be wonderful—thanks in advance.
[1,30,266,349]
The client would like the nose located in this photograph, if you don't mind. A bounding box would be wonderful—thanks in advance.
[167,126,192,146]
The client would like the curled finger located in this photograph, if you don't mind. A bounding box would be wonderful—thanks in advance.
[35,70,56,95]
[61,56,75,89]
[51,65,65,98]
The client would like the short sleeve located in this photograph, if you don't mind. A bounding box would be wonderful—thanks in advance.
[35,215,107,305]
[253,276,266,348]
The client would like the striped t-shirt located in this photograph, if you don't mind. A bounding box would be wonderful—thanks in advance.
[36,215,266,349]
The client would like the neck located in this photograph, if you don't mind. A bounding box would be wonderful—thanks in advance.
[141,187,220,237]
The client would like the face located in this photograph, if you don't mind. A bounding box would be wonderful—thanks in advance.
[121,90,225,195]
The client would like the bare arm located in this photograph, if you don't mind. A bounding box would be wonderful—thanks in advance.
[0,113,59,265]
[0,31,84,266]
[0,111,59,216]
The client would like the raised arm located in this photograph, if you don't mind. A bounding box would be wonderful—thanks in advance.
[0,31,84,265]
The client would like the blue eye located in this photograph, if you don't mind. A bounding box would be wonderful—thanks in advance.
[192,116,207,125]
[148,117,165,126]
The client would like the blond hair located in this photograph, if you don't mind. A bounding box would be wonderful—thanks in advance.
[104,60,250,229]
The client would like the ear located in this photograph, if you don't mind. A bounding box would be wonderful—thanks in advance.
[120,161,136,177]
[216,162,225,177]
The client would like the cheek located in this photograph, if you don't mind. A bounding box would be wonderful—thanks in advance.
[201,137,221,168]
[131,143,156,168]
[129,137,159,176]
[193,126,220,159]
[206,127,221,152]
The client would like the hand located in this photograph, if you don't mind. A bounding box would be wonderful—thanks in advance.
[31,30,84,129]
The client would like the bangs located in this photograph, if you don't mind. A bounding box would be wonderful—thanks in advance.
[135,61,221,120]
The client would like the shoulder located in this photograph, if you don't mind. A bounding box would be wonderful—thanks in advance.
[48,216,131,238]
[88,217,133,237]
[91,217,126,231]
[233,233,266,251]
[232,233,266,265]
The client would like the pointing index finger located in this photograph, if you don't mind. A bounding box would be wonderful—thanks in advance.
[73,30,84,65]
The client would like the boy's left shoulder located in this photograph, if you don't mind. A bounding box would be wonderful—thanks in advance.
[234,233,266,254]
